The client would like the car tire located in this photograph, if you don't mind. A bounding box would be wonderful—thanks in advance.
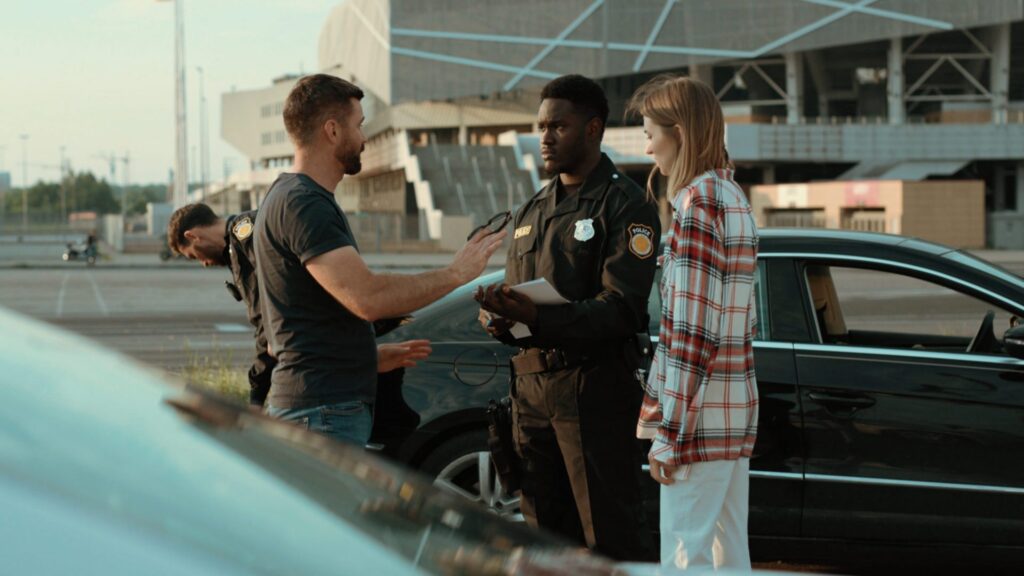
[420,430,522,521]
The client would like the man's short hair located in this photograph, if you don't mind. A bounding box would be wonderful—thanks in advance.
[167,203,219,255]
[540,74,610,135]
[284,74,365,147]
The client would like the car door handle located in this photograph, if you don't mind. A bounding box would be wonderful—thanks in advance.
[807,392,876,409]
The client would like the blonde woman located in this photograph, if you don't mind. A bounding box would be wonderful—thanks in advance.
[629,75,759,571]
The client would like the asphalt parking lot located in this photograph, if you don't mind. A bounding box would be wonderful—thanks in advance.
[0,243,505,373]
[0,266,253,373]
[3,252,1023,375]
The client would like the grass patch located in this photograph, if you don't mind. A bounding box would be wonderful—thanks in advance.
[178,346,249,405]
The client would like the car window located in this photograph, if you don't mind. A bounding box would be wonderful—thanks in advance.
[648,269,662,335]
[754,261,769,340]
[647,261,769,340]
[804,264,1016,354]
[945,250,1024,291]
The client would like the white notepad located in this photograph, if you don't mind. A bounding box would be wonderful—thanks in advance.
[482,278,569,339]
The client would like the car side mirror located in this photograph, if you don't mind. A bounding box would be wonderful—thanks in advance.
[1002,325,1024,360]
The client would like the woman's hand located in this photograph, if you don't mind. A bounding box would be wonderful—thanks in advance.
[648,453,678,485]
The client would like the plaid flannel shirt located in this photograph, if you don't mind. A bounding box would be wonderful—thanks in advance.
[637,168,759,470]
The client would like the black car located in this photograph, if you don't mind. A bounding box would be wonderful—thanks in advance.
[371,229,1024,567]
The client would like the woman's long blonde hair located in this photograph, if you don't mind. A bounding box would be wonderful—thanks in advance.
[627,74,731,200]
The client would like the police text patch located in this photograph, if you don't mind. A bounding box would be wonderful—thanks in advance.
[628,223,655,259]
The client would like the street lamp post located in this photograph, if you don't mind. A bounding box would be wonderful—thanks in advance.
[158,0,189,208]
[0,145,6,232]
[20,134,28,233]
[196,65,208,203]
[59,145,67,228]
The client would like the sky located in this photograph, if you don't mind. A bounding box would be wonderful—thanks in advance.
[0,0,334,187]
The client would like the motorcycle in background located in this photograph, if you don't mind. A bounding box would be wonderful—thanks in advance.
[63,241,97,266]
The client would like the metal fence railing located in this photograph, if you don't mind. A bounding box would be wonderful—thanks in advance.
[0,213,95,238]
[765,210,827,229]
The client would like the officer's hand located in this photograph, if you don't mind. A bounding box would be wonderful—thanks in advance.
[476,283,506,316]
[449,229,507,285]
[648,453,677,486]
[479,283,537,327]
[474,283,502,313]
[377,340,432,373]
[477,307,514,337]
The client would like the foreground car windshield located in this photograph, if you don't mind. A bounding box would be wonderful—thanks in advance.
[167,389,616,576]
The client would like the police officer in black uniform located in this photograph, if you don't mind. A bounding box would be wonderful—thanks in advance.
[476,75,660,561]
[167,204,273,406]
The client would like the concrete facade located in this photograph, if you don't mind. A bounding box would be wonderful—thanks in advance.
[319,0,1023,104]
[217,1,1024,247]
[751,179,986,248]
[221,75,299,170]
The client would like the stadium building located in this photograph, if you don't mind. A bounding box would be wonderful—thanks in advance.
[221,0,1024,249]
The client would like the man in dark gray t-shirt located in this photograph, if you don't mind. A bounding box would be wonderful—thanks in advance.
[256,173,377,409]
[255,74,505,446]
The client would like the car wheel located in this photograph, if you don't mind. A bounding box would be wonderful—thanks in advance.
[421,430,522,521]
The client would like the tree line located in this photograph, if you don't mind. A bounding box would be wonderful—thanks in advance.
[3,171,169,217]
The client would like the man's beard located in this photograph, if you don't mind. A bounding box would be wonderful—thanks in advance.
[344,152,362,175]
[338,147,363,176]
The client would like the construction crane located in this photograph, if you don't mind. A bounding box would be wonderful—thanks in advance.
[92,152,131,219]
[118,152,130,190]
[92,152,118,182]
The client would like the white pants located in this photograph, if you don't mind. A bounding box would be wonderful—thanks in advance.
[659,458,751,572]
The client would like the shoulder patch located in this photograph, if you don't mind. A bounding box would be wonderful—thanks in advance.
[232,216,253,241]
[514,224,533,240]
[628,223,655,259]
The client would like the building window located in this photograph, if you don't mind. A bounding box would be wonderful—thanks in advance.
[261,132,272,145]
[260,102,285,117]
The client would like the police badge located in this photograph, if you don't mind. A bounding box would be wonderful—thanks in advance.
[574,218,595,242]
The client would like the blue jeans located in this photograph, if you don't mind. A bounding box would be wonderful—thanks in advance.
[267,400,373,447]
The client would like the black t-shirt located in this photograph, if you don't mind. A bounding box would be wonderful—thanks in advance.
[253,173,377,409]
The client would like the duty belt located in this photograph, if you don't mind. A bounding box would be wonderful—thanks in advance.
[511,347,588,375]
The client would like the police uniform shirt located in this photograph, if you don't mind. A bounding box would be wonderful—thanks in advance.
[507,153,660,350]
[253,173,377,410]
[226,212,261,337]
[226,211,274,405]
